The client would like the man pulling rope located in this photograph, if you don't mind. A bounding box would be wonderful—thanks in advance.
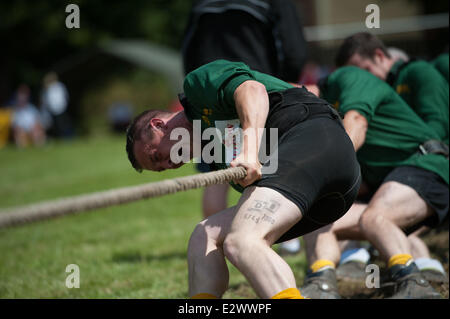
[126,59,361,299]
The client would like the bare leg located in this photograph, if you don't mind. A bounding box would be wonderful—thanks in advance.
[13,128,29,148]
[304,224,341,265]
[408,227,431,259]
[303,202,367,266]
[339,240,361,252]
[31,124,46,146]
[202,184,229,218]
[188,186,303,298]
[359,182,434,261]
[409,234,430,259]
[188,206,236,297]
[223,186,302,298]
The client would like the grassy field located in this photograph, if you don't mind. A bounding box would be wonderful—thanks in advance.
[0,136,307,298]
[1,136,447,299]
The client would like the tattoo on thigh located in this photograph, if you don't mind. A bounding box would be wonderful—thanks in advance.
[248,200,281,214]
[243,213,276,225]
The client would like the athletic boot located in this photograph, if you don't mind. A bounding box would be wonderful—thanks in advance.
[415,258,449,284]
[387,262,441,299]
[299,268,341,299]
[336,261,367,282]
[420,269,449,284]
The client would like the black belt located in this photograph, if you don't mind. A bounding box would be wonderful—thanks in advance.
[269,88,343,122]
[416,140,449,159]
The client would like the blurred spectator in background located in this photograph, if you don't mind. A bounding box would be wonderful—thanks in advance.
[11,84,46,148]
[40,72,74,139]
[299,61,333,85]
[0,105,12,149]
[387,47,410,62]
[108,102,133,133]
[181,0,307,255]
[182,0,307,81]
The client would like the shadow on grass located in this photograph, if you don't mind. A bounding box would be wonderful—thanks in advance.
[111,251,187,263]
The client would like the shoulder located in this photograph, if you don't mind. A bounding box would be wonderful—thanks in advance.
[184,60,251,86]
[328,66,382,89]
[330,66,374,81]
[403,60,438,76]
[187,59,250,77]
[433,53,449,66]
[401,60,447,85]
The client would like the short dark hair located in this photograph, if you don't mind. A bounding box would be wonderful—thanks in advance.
[126,109,170,172]
[335,32,391,67]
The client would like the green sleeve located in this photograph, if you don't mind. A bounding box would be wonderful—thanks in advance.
[433,53,449,82]
[183,60,256,114]
[324,67,385,122]
[403,62,449,141]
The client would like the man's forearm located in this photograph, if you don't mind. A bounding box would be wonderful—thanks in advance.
[233,80,270,160]
[342,110,368,151]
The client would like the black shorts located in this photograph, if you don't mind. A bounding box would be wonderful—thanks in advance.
[383,166,449,230]
[254,111,361,243]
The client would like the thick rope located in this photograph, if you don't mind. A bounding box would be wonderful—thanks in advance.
[0,166,246,229]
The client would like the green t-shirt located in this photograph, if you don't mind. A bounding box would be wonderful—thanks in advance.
[388,59,449,144]
[432,53,449,83]
[321,66,449,188]
[182,59,294,191]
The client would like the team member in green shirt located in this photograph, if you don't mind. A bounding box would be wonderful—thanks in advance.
[336,32,449,145]
[125,59,361,299]
[332,33,449,285]
[300,66,448,299]
[432,53,449,83]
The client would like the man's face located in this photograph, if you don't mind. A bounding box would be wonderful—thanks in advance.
[347,52,390,80]
[133,121,185,172]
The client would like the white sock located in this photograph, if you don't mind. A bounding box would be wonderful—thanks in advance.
[279,238,301,253]
[340,248,370,265]
[414,258,446,274]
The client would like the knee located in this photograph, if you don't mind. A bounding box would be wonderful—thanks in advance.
[223,233,255,265]
[187,222,209,258]
[359,210,384,232]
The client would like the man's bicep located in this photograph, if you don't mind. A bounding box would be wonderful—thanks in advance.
[222,74,257,107]
[232,80,267,100]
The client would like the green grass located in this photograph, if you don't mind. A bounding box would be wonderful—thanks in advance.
[0,136,307,298]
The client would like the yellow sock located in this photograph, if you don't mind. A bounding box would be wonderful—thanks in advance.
[310,259,335,273]
[191,293,218,299]
[271,288,305,299]
[388,254,413,269]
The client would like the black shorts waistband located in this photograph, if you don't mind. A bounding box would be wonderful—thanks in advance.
[267,87,342,134]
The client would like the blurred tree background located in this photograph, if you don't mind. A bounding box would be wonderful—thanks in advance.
[0,0,448,136]
[0,0,194,135]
